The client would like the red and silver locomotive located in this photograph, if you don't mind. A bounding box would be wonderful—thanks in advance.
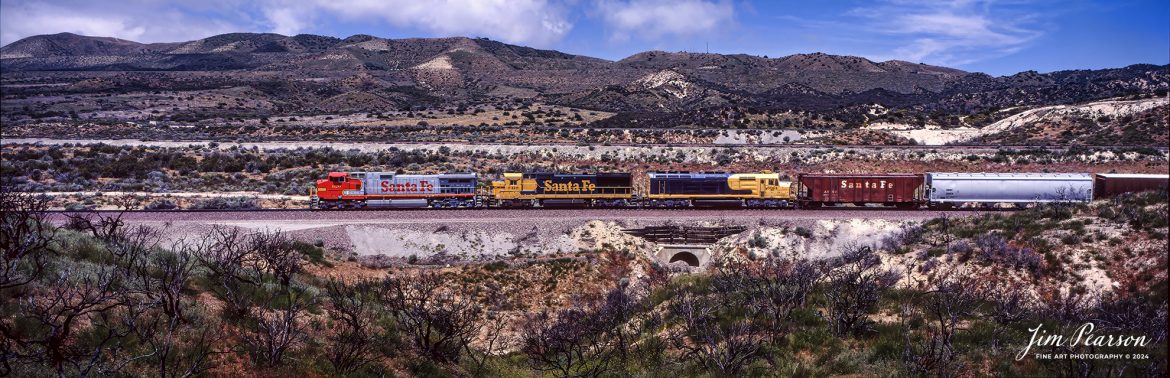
[311,172,477,209]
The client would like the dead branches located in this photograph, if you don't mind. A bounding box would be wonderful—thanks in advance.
[381,271,481,364]
[323,278,387,374]
[521,288,637,378]
[824,246,899,337]
[667,291,765,376]
[0,191,55,290]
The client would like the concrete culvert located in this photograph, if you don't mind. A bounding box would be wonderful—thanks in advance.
[669,252,701,267]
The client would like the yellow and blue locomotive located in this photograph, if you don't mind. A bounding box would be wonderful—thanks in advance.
[646,172,794,208]
[490,172,635,207]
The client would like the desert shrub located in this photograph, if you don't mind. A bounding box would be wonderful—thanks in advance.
[190,196,259,210]
[825,246,899,336]
[289,240,331,267]
[667,290,766,375]
[881,224,925,253]
[747,232,768,248]
[522,288,638,377]
[64,202,91,211]
[144,198,178,210]
[972,233,1042,273]
[946,240,973,256]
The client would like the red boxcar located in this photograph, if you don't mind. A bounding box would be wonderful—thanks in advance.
[797,173,925,208]
[1093,173,1169,198]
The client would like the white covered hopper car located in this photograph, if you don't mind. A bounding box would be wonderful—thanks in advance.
[926,172,1094,209]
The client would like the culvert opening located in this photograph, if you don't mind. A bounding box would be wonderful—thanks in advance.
[669,252,701,267]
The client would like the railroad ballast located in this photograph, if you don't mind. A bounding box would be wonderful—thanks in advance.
[310,171,1169,210]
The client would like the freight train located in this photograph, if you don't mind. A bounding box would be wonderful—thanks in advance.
[310,171,1168,210]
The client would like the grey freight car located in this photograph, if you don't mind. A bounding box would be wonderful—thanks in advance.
[926,173,1093,208]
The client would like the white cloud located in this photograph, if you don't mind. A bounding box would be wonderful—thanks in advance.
[0,0,573,48]
[596,0,735,41]
[263,6,312,36]
[258,0,572,46]
[0,0,244,45]
[851,0,1043,66]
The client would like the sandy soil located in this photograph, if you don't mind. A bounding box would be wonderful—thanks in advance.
[711,218,910,262]
[713,129,807,144]
[863,97,1168,145]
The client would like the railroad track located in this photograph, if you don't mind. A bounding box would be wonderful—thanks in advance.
[4,138,1167,151]
[371,141,1170,151]
[43,206,1017,214]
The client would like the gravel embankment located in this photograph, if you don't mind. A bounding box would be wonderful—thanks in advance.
[47,209,974,256]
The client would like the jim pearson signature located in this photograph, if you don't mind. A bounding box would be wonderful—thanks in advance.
[1016,322,1152,361]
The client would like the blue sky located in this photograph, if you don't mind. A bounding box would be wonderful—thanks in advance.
[1,0,1166,75]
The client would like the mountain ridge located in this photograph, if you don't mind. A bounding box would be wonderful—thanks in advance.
[1,32,967,75]
[1,32,1166,121]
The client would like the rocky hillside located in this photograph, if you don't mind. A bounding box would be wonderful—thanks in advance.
[2,32,1167,138]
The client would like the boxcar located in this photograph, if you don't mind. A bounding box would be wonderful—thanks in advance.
[646,172,794,207]
[312,171,477,208]
[490,172,634,207]
[926,172,1092,208]
[797,173,924,208]
[1093,173,1169,198]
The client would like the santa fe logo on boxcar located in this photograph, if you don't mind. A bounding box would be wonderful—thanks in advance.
[840,180,894,189]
